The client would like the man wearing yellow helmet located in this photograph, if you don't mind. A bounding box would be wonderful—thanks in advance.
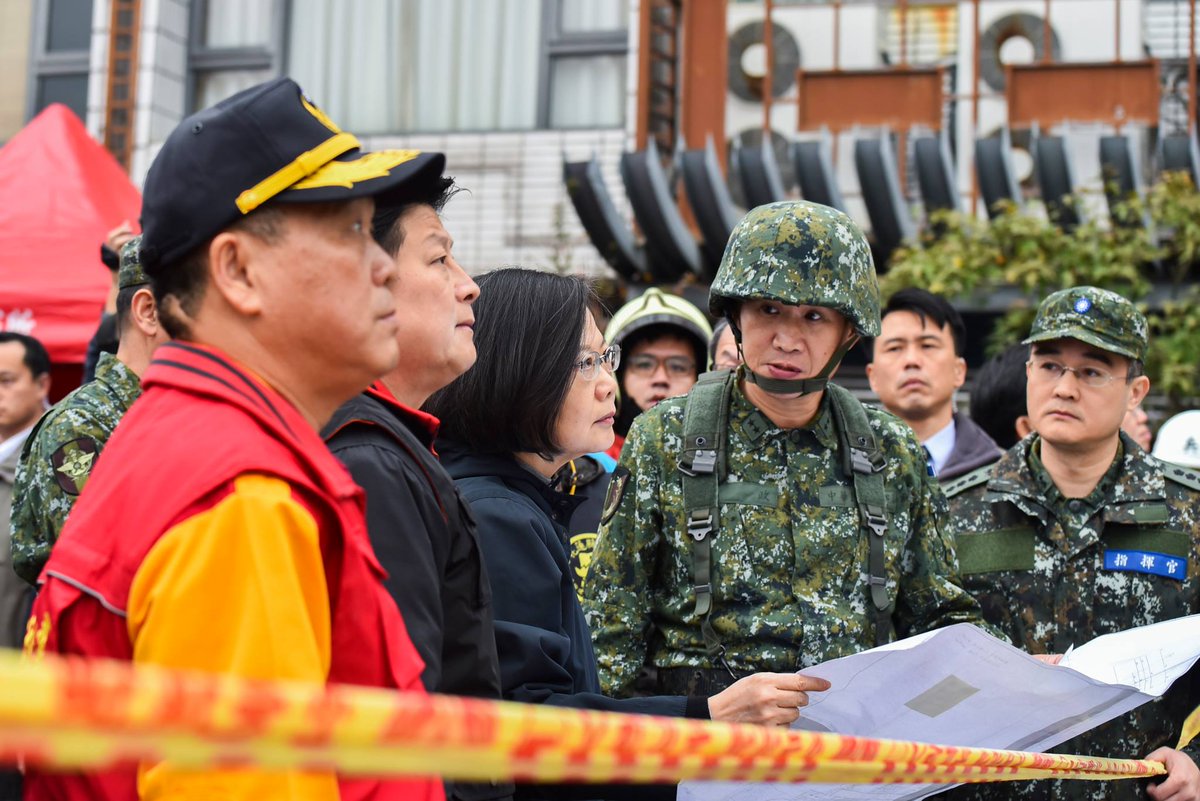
[604,288,713,460]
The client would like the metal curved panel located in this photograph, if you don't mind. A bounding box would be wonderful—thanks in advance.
[734,138,788,209]
[1099,135,1147,228]
[913,134,960,214]
[681,139,740,280]
[854,135,916,266]
[790,138,846,211]
[1034,135,1080,230]
[562,158,647,282]
[620,140,702,282]
[975,130,1022,218]
[1159,132,1200,183]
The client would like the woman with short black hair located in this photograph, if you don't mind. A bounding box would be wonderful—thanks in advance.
[428,268,825,801]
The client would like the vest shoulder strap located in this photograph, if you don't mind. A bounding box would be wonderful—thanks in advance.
[826,384,894,647]
[678,369,737,676]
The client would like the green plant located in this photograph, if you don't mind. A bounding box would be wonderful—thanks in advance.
[1146,286,1200,407]
[1147,171,1200,280]
[885,177,1200,404]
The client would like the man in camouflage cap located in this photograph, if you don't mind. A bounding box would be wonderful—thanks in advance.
[942,286,1200,801]
[10,236,169,584]
[583,201,989,700]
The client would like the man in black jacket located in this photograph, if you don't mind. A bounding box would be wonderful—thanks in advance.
[323,170,509,801]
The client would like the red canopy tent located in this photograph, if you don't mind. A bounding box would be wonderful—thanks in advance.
[0,104,142,390]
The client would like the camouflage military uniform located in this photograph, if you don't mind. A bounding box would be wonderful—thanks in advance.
[10,351,142,584]
[942,286,1200,801]
[943,434,1200,800]
[10,238,148,585]
[584,373,988,694]
[583,201,988,697]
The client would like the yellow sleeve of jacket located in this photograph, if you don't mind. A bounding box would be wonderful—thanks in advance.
[126,473,338,801]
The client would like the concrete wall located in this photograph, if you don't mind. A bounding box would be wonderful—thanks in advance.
[362,129,631,280]
[0,0,35,143]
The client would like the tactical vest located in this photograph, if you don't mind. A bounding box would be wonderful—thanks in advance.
[676,369,894,675]
[24,342,441,801]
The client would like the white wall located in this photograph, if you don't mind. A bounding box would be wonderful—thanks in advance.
[362,129,630,279]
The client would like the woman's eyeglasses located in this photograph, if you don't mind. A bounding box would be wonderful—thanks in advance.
[576,345,621,380]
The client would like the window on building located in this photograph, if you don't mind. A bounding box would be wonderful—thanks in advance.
[190,0,628,132]
[189,0,280,111]
[544,0,630,129]
[29,0,95,121]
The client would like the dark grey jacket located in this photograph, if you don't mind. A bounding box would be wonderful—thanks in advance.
[939,413,1003,482]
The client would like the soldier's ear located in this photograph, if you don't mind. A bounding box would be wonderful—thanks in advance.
[1127,374,1151,410]
[1015,415,1034,440]
[130,288,159,339]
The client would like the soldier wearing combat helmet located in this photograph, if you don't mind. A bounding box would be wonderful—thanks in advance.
[583,201,989,698]
[943,286,1200,801]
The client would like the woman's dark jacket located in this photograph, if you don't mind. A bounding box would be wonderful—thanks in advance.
[439,441,708,801]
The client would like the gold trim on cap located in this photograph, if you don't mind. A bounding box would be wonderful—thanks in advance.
[235,131,361,214]
[290,149,423,191]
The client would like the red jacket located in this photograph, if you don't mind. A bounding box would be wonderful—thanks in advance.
[25,341,442,801]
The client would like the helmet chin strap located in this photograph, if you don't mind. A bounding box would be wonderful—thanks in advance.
[741,332,861,397]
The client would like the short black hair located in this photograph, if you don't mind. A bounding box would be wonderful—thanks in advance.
[151,205,286,339]
[874,288,967,358]
[371,176,461,256]
[969,343,1028,449]
[115,285,139,334]
[426,267,593,458]
[0,332,50,378]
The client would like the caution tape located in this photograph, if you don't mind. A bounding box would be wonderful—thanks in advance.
[1182,704,1200,751]
[0,649,1167,785]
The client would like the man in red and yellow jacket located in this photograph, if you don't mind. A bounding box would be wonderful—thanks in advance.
[23,77,447,801]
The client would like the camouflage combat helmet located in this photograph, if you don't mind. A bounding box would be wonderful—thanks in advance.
[117,235,149,290]
[606,288,713,369]
[709,201,881,338]
[1024,286,1148,362]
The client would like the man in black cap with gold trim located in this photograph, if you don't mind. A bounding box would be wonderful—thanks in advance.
[24,78,446,801]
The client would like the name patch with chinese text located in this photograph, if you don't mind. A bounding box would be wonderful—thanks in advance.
[1103,549,1186,581]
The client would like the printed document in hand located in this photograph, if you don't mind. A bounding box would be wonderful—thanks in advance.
[679,615,1200,801]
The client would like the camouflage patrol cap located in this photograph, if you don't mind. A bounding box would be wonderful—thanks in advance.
[1024,286,1148,362]
[709,201,881,337]
[117,235,148,290]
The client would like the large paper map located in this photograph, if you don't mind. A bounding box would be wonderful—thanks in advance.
[679,616,1200,801]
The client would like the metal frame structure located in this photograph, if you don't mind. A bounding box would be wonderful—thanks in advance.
[634,0,1198,212]
[103,0,141,171]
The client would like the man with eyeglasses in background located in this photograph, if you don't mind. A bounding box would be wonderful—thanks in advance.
[603,288,712,462]
[942,287,1200,801]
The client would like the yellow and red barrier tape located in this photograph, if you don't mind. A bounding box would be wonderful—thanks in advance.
[0,649,1168,785]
